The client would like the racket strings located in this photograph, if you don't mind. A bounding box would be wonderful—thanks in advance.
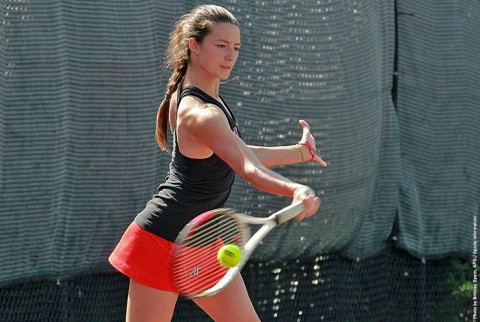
[191,210,236,230]
[184,220,242,247]
[172,211,245,297]
[174,214,242,267]
[173,262,225,291]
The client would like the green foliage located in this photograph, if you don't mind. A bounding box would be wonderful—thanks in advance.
[449,258,474,297]
[448,258,475,321]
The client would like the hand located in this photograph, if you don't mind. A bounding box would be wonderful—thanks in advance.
[298,120,327,167]
[292,185,321,221]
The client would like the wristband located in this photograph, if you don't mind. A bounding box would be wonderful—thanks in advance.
[295,144,305,162]
[298,140,316,161]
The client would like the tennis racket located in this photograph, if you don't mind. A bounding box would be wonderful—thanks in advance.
[171,201,304,299]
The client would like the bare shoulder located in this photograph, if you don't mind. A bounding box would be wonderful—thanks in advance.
[178,96,227,130]
[175,96,233,157]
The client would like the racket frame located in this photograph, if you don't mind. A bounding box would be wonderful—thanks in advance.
[177,201,304,299]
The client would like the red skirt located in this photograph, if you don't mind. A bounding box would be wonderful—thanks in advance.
[108,221,177,291]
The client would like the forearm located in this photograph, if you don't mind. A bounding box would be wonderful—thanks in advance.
[239,163,303,197]
[248,144,308,167]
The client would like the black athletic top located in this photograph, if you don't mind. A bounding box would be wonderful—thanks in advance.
[135,86,243,242]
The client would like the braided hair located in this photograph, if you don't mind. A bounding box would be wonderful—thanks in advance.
[155,5,238,151]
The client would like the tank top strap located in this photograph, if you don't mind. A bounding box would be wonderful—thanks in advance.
[177,86,242,139]
[179,86,218,106]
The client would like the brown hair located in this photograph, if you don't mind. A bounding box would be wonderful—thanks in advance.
[155,5,239,151]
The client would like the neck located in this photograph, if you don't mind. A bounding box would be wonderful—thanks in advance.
[183,66,220,99]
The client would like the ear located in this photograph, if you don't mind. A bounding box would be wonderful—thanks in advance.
[188,38,199,55]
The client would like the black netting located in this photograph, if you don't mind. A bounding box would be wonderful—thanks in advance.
[0,0,478,320]
[395,0,480,259]
[0,246,474,321]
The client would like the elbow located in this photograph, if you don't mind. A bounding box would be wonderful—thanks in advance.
[237,164,265,187]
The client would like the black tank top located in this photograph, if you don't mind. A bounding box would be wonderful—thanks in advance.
[134,86,243,242]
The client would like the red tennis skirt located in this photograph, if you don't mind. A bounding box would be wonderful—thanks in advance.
[108,221,177,292]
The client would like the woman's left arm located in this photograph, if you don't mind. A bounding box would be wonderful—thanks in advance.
[248,120,328,168]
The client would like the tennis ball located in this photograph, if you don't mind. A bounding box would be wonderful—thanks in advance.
[217,244,242,268]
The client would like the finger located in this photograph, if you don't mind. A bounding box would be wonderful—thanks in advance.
[295,196,320,221]
[298,119,309,128]
[308,196,320,215]
[298,120,310,139]
[314,154,328,167]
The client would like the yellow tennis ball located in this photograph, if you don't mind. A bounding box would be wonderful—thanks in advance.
[217,244,242,268]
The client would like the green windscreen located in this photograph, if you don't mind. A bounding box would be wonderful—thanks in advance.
[0,0,477,321]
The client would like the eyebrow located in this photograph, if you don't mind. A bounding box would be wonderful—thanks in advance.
[215,39,241,46]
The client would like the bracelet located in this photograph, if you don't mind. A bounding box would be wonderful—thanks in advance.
[298,140,316,161]
[295,144,305,162]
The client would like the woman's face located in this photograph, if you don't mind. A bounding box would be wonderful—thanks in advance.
[193,22,241,81]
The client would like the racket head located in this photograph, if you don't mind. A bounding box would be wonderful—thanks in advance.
[171,208,249,299]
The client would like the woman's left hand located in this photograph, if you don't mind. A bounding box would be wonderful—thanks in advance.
[298,120,328,167]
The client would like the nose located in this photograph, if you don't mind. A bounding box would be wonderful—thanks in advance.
[226,48,236,61]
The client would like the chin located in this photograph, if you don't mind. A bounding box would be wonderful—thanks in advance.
[219,70,232,80]
[220,74,230,81]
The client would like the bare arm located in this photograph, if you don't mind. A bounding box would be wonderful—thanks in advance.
[248,120,328,168]
[180,103,320,219]
[247,145,304,167]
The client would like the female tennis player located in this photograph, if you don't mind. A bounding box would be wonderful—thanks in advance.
[109,4,327,321]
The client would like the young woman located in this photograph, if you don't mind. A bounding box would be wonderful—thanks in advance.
[109,4,327,321]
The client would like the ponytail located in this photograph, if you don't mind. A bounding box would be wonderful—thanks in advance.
[155,64,187,151]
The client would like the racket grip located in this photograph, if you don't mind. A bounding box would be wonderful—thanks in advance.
[272,201,304,224]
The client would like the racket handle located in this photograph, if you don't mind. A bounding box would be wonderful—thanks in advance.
[271,201,304,225]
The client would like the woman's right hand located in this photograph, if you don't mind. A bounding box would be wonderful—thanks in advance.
[292,185,321,221]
